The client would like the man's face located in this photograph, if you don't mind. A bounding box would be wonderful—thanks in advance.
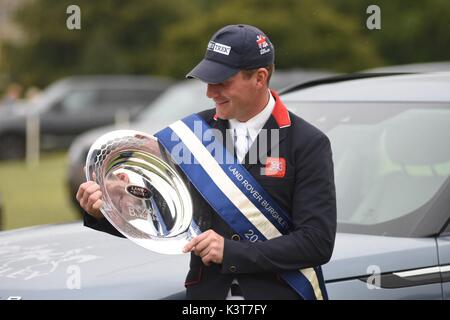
[206,71,259,121]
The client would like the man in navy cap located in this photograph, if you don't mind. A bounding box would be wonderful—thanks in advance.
[181,24,337,299]
[78,24,336,300]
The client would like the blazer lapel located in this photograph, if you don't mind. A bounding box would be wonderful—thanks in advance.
[210,117,235,159]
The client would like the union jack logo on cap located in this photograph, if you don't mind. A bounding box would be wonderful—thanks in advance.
[256,35,268,49]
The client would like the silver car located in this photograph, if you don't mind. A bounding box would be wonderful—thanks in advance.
[1,72,449,299]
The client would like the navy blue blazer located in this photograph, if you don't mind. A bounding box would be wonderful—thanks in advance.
[84,92,337,300]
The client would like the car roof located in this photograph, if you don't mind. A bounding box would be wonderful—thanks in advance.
[269,68,336,91]
[281,72,450,102]
[46,75,174,91]
[362,61,450,73]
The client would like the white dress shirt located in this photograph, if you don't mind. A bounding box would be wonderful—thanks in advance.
[225,90,275,299]
[228,90,275,163]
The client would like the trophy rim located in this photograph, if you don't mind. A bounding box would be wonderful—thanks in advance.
[85,129,195,254]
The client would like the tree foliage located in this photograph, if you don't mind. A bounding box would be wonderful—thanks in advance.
[1,0,449,88]
[156,0,382,77]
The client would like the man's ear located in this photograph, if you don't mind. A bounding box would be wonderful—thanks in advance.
[255,68,269,89]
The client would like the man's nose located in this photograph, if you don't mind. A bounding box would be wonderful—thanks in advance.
[206,83,220,99]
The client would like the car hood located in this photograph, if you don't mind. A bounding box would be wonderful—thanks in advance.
[0,223,437,299]
[0,222,189,300]
[323,232,437,281]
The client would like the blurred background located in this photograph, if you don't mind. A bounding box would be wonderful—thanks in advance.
[0,0,449,230]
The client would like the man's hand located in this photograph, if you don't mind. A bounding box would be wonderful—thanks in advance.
[76,181,103,220]
[183,229,224,266]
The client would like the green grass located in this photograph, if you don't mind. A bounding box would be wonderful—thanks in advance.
[0,152,80,230]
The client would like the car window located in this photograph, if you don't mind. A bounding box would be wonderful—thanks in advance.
[97,89,160,110]
[288,102,450,235]
[138,82,212,127]
[59,89,99,114]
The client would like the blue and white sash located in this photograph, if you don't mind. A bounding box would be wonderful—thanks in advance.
[155,114,328,300]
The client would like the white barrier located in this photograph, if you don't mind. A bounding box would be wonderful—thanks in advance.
[26,112,40,168]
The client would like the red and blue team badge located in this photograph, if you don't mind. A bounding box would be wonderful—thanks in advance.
[265,157,286,178]
[256,35,271,55]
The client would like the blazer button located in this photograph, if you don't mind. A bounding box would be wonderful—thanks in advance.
[231,234,240,241]
[229,266,237,273]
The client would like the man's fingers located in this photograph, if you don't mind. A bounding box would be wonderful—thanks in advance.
[76,182,89,202]
[183,239,197,253]
[192,237,210,255]
[201,251,214,266]
[183,231,209,253]
[87,190,102,209]
[198,246,211,259]
[81,183,100,207]
[92,199,103,211]
[183,230,224,266]
[201,258,211,267]
[76,181,96,202]
[85,183,100,196]
[76,181,103,219]
[75,180,104,219]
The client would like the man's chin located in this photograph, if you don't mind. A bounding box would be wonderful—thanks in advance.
[216,114,232,120]
[215,108,229,120]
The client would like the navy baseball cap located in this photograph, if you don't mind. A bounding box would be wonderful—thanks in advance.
[186,24,275,84]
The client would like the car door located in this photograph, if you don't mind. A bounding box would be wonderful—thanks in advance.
[437,224,450,300]
[324,233,443,299]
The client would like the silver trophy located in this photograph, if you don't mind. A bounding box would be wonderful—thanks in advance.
[85,130,200,254]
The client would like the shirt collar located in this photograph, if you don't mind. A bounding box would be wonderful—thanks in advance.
[229,90,275,142]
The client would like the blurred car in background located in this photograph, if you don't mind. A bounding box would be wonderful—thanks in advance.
[361,61,450,73]
[1,72,450,299]
[0,75,173,160]
[66,69,335,209]
[270,68,334,89]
